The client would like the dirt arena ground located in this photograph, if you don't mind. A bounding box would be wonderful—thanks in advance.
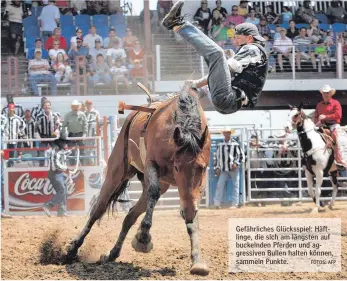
[1,203,347,280]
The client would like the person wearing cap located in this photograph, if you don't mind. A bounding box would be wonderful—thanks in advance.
[28,50,57,96]
[62,100,87,164]
[42,138,77,217]
[212,128,244,209]
[84,25,103,49]
[314,85,347,167]
[6,103,26,167]
[90,38,106,63]
[68,36,89,62]
[27,38,49,60]
[103,27,122,49]
[2,95,24,117]
[162,0,268,115]
[106,38,127,67]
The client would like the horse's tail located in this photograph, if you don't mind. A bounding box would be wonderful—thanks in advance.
[89,112,138,223]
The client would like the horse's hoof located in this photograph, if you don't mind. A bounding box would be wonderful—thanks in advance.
[310,207,319,214]
[65,245,77,263]
[99,254,110,263]
[190,262,210,276]
[328,204,334,210]
[131,237,153,253]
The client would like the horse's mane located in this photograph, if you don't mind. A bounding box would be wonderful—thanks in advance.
[174,86,202,156]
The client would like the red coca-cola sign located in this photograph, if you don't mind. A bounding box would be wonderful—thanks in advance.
[6,171,85,212]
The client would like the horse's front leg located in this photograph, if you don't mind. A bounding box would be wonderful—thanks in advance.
[186,214,209,276]
[313,170,324,213]
[131,161,160,253]
[328,170,339,210]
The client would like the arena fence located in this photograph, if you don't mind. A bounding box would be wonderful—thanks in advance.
[245,128,347,203]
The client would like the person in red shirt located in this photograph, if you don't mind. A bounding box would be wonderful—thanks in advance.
[128,40,145,67]
[314,84,347,167]
[45,27,67,50]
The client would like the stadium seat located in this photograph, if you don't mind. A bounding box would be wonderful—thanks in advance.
[25,36,36,49]
[280,23,289,29]
[268,24,276,31]
[110,14,125,26]
[77,24,90,36]
[332,23,346,33]
[31,6,42,17]
[24,26,40,38]
[315,13,329,24]
[61,28,76,49]
[92,15,108,26]
[296,23,308,29]
[97,26,109,39]
[75,15,91,28]
[60,15,74,28]
[23,16,39,27]
[115,24,126,37]
[319,23,330,31]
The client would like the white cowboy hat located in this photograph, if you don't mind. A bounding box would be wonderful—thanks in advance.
[221,127,235,134]
[320,85,336,95]
[71,100,81,106]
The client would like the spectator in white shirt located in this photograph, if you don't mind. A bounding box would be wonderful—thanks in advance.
[273,28,293,72]
[83,25,103,49]
[106,38,127,67]
[39,0,60,44]
[70,28,88,50]
[48,40,68,65]
[103,27,122,48]
[28,50,57,95]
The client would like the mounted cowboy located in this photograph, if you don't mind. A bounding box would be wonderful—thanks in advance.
[314,84,347,168]
[160,0,268,114]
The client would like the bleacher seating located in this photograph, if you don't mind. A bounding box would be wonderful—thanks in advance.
[315,13,329,24]
[75,15,91,28]
[97,26,109,39]
[296,23,308,29]
[61,28,75,49]
[23,16,38,27]
[332,23,346,33]
[319,23,330,31]
[60,15,74,29]
[92,15,108,26]
[24,36,36,50]
[110,14,125,26]
[24,25,40,39]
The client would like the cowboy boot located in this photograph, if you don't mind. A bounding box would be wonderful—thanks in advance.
[162,0,185,30]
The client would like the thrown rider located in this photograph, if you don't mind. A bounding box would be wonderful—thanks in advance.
[160,0,268,114]
[314,84,347,168]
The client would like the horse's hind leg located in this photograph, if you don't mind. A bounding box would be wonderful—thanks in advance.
[66,177,133,262]
[328,170,339,210]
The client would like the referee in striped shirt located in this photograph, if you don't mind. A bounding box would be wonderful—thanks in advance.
[212,128,244,209]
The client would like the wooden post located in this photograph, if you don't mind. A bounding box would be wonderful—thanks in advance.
[144,0,151,88]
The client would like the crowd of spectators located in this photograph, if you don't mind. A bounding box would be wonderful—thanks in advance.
[1,95,100,167]
[191,0,347,72]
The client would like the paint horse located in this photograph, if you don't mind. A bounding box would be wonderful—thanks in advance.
[66,83,211,275]
[287,103,339,212]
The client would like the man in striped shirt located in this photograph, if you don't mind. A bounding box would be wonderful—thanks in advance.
[6,104,26,167]
[31,96,48,121]
[42,139,76,217]
[1,95,24,117]
[212,128,244,208]
[36,100,61,166]
[23,109,37,150]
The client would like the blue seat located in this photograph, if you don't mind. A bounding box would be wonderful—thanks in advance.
[280,23,289,29]
[319,23,331,31]
[31,6,42,17]
[268,24,276,31]
[296,23,308,29]
[23,16,38,27]
[25,36,36,49]
[75,15,91,28]
[315,13,329,24]
[61,28,76,49]
[24,26,40,38]
[332,23,346,33]
[115,24,126,37]
[110,14,125,26]
[97,26,109,39]
[77,24,89,36]
[92,15,108,26]
[60,15,74,28]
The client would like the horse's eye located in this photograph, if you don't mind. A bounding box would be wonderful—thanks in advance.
[174,166,179,172]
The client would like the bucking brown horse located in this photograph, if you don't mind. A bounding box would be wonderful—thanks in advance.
[66,83,211,275]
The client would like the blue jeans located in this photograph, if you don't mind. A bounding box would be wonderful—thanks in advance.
[214,170,240,206]
[46,171,67,214]
[178,22,241,114]
[89,73,112,86]
[29,74,57,96]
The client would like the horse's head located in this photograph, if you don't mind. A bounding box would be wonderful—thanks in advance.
[286,102,306,133]
[172,88,211,223]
